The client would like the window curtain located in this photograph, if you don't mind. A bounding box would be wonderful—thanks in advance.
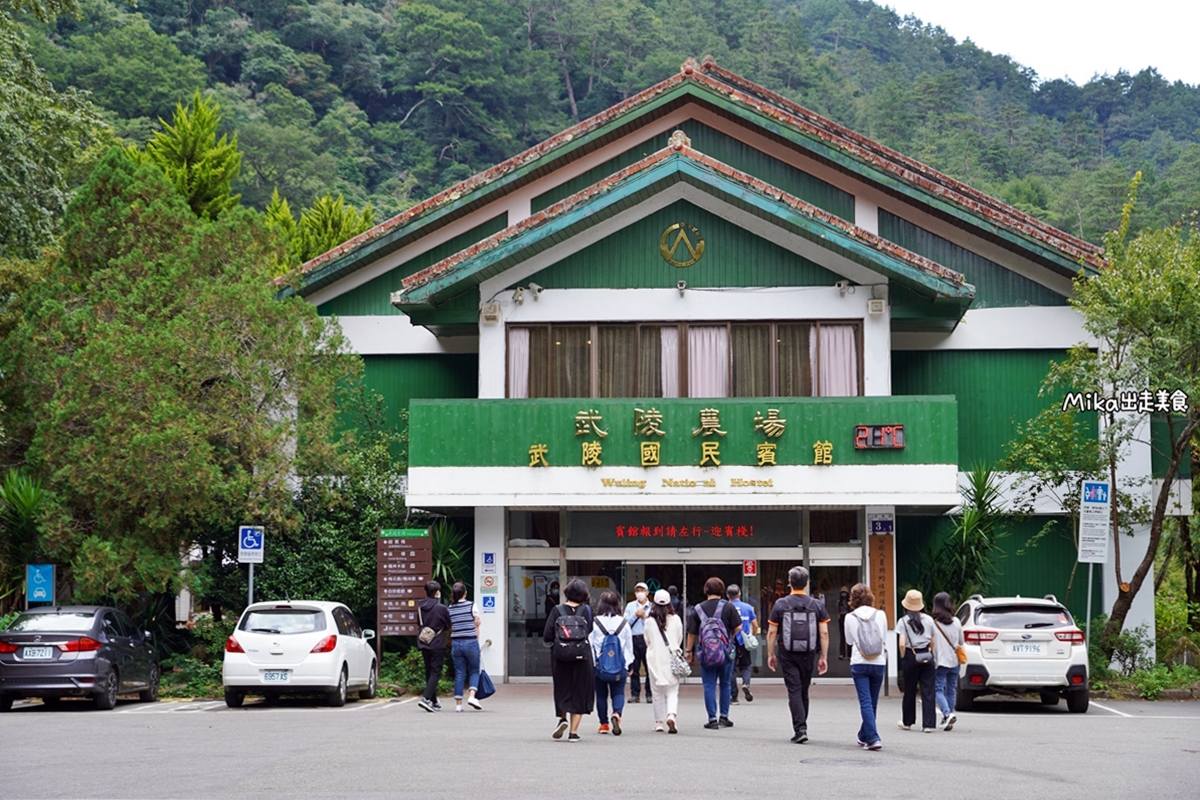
[552,325,591,398]
[508,327,530,398]
[528,327,549,397]
[688,326,729,398]
[777,324,812,396]
[660,326,680,398]
[639,327,663,398]
[597,326,637,397]
[732,325,771,397]
[817,324,858,396]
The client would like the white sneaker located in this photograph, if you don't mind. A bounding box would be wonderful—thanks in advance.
[897,721,911,731]
[467,695,482,710]
[944,713,957,731]
[455,704,463,712]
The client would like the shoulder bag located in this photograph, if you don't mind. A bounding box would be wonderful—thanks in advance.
[659,621,691,678]
[905,618,934,664]
[417,602,438,646]
[935,620,968,665]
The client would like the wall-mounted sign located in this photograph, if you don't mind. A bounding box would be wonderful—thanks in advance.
[659,222,705,267]
[743,560,758,578]
[568,511,800,548]
[868,533,895,628]
[854,425,905,449]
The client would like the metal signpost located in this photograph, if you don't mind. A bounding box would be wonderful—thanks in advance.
[238,526,265,605]
[25,564,55,608]
[1078,480,1111,651]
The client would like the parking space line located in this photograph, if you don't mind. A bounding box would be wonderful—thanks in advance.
[1091,701,1133,717]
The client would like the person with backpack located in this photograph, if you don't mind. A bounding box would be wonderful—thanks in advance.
[930,591,964,731]
[622,581,653,704]
[643,588,685,733]
[844,582,888,750]
[726,584,758,705]
[766,566,829,743]
[590,591,634,735]
[685,576,742,730]
[416,580,452,713]
[897,589,938,733]
[543,578,594,741]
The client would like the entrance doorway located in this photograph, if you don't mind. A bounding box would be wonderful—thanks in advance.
[810,565,860,679]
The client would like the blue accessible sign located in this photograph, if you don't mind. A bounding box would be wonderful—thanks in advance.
[238,525,265,564]
[26,564,55,605]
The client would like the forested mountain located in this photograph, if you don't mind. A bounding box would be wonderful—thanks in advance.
[21,0,1200,244]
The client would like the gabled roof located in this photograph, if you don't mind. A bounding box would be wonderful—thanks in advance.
[291,58,1102,299]
[392,132,975,317]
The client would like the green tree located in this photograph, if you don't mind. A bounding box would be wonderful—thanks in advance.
[0,4,104,257]
[2,148,356,602]
[1048,175,1200,659]
[270,193,373,266]
[135,91,242,220]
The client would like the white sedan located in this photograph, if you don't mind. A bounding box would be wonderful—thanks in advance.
[222,601,376,707]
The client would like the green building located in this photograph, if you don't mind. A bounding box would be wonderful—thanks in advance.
[288,59,1185,682]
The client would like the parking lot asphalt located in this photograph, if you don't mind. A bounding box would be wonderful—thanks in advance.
[4,683,1199,799]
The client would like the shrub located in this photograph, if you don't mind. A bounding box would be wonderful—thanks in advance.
[377,647,452,697]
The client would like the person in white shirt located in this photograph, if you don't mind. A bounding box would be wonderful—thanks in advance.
[930,591,964,731]
[623,581,653,703]
[843,582,889,750]
[590,591,634,735]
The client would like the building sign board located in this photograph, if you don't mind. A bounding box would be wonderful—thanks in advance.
[568,511,800,548]
[868,533,895,628]
[1078,481,1111,564]
[742,560,757,578]
[377,529,432,635]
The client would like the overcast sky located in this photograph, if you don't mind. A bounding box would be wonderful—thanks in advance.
[880,1,1200,86]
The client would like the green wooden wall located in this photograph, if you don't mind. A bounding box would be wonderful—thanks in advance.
[532,120,855,221]
[360,355,479,439]
[525,200,839,290]
[896,514,1103,625]
[880,211,1068,309]
[317,215,507,317]
[892,349,1097,469]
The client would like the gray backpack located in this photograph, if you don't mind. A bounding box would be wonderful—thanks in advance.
[855,609,884,659]
[781,597,819,653]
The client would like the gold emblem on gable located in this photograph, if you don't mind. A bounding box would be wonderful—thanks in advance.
[659,222,705,267]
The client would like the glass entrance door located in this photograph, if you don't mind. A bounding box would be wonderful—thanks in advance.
[810,565,860,679]
[507,563,559,678]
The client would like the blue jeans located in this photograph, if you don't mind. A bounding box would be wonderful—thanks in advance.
[935,665,958,717]
[700,657,734,721]
[595,672,627,725]
[851,663,885,745]
[451,638,481,699]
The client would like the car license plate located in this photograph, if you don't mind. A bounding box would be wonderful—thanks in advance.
[22,647,53,660]
[1010,642,1045,656]
[262,670,289,682]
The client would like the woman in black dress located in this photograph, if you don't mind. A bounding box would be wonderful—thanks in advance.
[543,578,594,741]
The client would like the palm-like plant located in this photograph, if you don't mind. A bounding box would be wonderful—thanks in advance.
[914,465,1007,605]
[0,469,47,609]
[430,519,470,600]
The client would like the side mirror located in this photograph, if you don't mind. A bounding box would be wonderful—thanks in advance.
[362,629,375,641]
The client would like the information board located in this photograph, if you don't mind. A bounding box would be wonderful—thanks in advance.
[377,529,432,636]
[1078,480,1111,564]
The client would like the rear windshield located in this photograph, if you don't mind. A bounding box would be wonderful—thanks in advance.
[238,609,327,635]
[975,605,1073,630]
[6,612,96,632]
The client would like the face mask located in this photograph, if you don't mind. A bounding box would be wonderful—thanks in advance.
[636,591,647,602]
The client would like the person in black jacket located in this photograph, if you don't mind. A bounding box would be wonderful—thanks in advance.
[543,578,594,742]
[416,581,451,713]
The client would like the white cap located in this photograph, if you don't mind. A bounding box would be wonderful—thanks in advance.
[653,589,671,605]
[635,582,649,591]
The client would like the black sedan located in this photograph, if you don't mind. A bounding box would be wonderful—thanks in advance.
[0,606,160,710]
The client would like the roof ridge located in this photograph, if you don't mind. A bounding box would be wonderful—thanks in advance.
[396,138,969,301]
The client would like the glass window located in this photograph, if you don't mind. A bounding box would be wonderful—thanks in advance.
[103,613,122,640]
[596,326,636,397]
[974,605,1074,629]
[529,326,550,398]
[776,324,812,397]
[552,326,591,398]
[809,510,859,543]
[6,612,95,632]
[637,326,663,398]
[687,326,729,398]
[238,609,327,635]
[732,324,771,397]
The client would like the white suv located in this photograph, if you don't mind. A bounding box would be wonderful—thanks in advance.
[222,601,377,708]
[955,595,1089,713]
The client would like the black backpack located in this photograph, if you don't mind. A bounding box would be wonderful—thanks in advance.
[781,596,820,653]
[553,604,592,662]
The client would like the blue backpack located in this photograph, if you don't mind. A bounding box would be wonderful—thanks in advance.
[695,599,732,668]
[594,618,627,681]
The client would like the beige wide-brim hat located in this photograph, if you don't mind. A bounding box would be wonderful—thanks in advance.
[901,589,924,611]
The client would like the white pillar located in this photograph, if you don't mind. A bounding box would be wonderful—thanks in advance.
[474,507,507,677]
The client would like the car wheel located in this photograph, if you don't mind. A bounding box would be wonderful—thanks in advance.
[139,664,160,703]
[359,662,377,700]
[224,689,245,709]
[93,670,119,710]
[1067,688,1089,713]
[1039,690,1060,706]
[327,666,348,707]
[955,689,977,712]
[0,694,13,712]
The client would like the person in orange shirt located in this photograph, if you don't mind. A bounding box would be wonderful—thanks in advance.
[766,566,829,744]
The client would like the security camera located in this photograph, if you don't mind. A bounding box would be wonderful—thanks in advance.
[528,282,544,299]
[512,286,525,304]
[677,280,687,296]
